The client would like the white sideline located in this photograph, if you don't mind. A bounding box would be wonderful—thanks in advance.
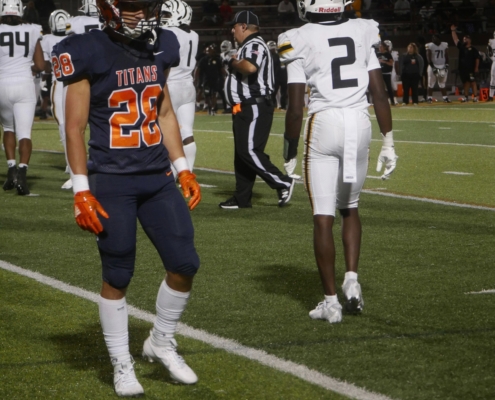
[465,289,495,295]
[194,166,495,212]
[0,260,394,400]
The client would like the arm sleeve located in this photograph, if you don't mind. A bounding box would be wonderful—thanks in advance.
[242,40,266,69]
[277,29,304,65]
[51,34,92,82]
[368,51,380,71]
[286,58,305,83]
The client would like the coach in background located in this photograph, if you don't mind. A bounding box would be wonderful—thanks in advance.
[451,25,480,102]
[400,43,424,106]
[220,11,294,209]
[279,0,397,323]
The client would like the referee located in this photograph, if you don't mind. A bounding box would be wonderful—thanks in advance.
[219,11,294,209]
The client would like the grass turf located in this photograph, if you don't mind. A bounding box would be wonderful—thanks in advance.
[1,101,495,399]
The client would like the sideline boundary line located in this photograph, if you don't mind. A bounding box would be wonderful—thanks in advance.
[0,260,393,400]
[194,166,495,212]
[26,153,495,212]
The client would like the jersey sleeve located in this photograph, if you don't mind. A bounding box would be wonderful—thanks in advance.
[286,58,305,84]
[40,37,51,61]
[156,29,180,70]
[51,33,94,81]
[277,29,304,65]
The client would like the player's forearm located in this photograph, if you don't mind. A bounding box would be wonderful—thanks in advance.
[65,78,90,175]
[285,83,305,140]
[368,69,392,133]
[229,59,257,75]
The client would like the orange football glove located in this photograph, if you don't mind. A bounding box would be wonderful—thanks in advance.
[74,190,109,235]
[178,170,201,211]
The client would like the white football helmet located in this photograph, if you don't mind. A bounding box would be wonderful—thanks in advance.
[49,9,71,34]
[297,0,353,22]
[0,0,23,17]
[384,40,393,51]
[79,0,99,17]
[220,40,232,52]
[267,40,276,51]
[161,0,192,27]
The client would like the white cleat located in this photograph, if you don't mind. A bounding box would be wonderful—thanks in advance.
[142,334,198,384]
[61,178,73,190]
[113,358,144,398]
[342,279,364,314]
[309,301,342,324]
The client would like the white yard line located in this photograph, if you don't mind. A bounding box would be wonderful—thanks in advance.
[0,260,394,400]
[443,171,473,176]
[465,289,495,295]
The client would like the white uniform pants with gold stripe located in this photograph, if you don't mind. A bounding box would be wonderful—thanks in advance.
[303,108,371,216]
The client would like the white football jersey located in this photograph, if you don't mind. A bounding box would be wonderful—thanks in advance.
[278,18,380,114]
[0,23,42,79]
[165,26,198,83]
[66,15,102,35]
[41,34,67,79]
[426,41,448,68]
[488,38,495,61]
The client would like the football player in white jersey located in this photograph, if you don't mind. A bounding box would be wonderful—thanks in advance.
[384,40,399,105]
[161,0,198,175]
[488,31,495,101]
[279,0,397,323]
[66,0,102,34]
[41,9,72,189]
[0,0,45,195]
[426,34,451,103]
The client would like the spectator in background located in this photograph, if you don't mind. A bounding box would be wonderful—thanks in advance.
[278,0,296,25]
[202,0,220,24]
[219,0,233,23]
[23,1,40,24]
[34,0,55,30]
[420,0,436,33]
[195,45,225,115]
[377,0,394,22]
[400,43,424,105]
[456,0,479,33]
[377,42,396,105]
[435,0,455,33]
[451,25,480,101]
[417,36,429,102]
[481,0,495,33]
[394,0,411,21]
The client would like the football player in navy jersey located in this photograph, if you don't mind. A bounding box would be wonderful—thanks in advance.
[52,0,201,396]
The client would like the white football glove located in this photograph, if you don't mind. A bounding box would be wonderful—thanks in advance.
[376,131,398,180]
[284,158,301,180]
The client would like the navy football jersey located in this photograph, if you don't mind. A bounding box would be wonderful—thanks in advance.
[52,29,180,174]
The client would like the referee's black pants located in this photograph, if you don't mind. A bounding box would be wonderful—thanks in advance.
[232,101,292,207]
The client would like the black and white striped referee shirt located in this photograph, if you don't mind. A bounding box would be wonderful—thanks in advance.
[224,33,274,105]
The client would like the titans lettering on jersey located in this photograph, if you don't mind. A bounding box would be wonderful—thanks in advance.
[51,29,180,174]
[278,18,381,114]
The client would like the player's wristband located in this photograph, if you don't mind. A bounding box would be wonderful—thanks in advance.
[172,157,189,174]
[72,174,90,194]
[381,131,394,147]
[283,132,299,161]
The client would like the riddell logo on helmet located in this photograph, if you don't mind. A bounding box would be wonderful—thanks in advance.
[318,6,342,12]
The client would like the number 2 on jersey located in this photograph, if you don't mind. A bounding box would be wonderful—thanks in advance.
[328,37,358,89]
[108,85,162,148]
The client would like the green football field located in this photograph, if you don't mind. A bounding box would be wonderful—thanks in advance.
[1,102,494,399]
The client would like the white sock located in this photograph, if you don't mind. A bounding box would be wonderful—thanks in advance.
[18,163,28,169]
[183,142,197,172]
[98,296,130,364]
[152,280,189,348]
[344,271,358,285]
[7,160,16,168]
[324,294,338,305]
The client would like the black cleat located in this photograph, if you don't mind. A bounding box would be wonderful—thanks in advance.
[3,166,17,190]
[16,166,30,195]
[219,196,252,209]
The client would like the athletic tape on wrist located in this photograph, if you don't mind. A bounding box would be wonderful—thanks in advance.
[72,174,90,194]
[172,157,189,174]
[381,130,394,147]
